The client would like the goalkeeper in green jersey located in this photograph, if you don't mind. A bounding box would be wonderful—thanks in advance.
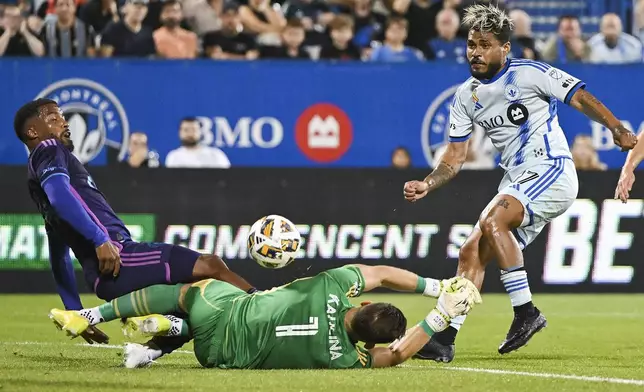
[49,265,481,369]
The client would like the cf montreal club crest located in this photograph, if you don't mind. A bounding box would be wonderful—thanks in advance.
[34,78,130,164]
[421,85,460,165]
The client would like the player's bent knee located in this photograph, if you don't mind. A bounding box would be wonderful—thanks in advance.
[192,255,230,279]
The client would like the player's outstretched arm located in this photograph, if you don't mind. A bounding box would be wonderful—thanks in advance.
[615,130,644,202]
[569,89,637,151]
[368,283,482,368]
[403,141,468,202]
[47,228,83,311]
[352,264,460,298]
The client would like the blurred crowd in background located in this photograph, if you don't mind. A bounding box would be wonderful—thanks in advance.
[0,0,643,62]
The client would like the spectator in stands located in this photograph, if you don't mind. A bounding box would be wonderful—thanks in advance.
[120,132,160,168]
[637,0,644,44]
[0,5,44,56]
[427,8,465,62]
[541,15,589,63]
[320,14,361,60]
[351,0,385,56]
[154,0,197,59]
[260,18,310,59]
[572,134,606,171]
[426,0,467,38]
[166,117,231,169]
[284,0,334,48]
[239,0,285,46]
[182,0,222,36]
[79,0,120,35]
[391,0,435,52]
[369,16,423,62]
[588,13,642,64]
[100,0,156,57]
[40,0,96,57]
[391,146,411,169]
[508,9,539,60]
[202,3,258,60]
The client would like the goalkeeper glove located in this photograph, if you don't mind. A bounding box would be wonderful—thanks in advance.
[422,278,482,334]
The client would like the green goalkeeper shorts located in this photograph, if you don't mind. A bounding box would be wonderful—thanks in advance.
[183,279,246,367]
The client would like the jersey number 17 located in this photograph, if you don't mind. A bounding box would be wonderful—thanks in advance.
[275,317,319,337]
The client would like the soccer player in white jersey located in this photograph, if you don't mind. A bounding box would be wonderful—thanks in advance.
[403,4,638,362]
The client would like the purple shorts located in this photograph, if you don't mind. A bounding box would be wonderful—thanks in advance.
[92,241,201,301]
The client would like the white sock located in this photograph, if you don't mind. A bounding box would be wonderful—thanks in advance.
[500,269,532,307]
[147,347,163,360]
[78,307,103,326]
[449,315,467,330]
[163,315,186,337]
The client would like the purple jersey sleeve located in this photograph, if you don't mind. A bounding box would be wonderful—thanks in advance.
[46,224,83,310]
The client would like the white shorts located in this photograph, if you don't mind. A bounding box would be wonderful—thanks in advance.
[492,157,578,250]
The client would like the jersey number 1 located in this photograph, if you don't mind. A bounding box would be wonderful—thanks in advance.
[275,317,319,337]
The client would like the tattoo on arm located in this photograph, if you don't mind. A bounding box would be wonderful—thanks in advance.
[576,89,620,131]
[497,199,510,209]
[424,162,458,191]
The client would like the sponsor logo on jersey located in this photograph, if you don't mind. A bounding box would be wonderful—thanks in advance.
[421,84,461,165]
[295,103,353,163]
[478,115,505,130]
[504,84,521,101]
[34,79,130,164]
[562,77,575,88]
[507,103,530,126]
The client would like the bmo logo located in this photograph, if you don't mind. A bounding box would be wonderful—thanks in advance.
[197,116,284,148]
[296,103,353,163]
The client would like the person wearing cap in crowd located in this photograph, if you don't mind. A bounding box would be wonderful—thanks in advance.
[202,2,259,60]
[100,0,156,57]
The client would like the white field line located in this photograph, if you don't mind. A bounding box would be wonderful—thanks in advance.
[3,341,644,386]
[402,364,644,386]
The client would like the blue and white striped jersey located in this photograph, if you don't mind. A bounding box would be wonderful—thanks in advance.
[448,58,585,171]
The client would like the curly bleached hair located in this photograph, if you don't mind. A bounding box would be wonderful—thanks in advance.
[463,4,514,43]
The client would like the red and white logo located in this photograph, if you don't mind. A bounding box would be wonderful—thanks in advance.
[295,103,353,163]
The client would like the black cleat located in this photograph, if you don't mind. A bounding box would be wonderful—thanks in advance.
[498,307,547,354]
[413,338,455,363]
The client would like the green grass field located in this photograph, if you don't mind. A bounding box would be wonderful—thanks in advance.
[1,294,643,392]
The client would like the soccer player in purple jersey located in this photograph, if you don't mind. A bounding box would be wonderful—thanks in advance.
[14,98,256,357]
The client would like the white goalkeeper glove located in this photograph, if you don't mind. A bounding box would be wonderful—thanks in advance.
[424,278,482,334]
[419,276,469,298]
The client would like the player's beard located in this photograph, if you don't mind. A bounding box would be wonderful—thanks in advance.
[51,133,75,152]
[469,59,503,80]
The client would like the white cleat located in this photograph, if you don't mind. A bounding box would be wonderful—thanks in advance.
[123,343,155,369]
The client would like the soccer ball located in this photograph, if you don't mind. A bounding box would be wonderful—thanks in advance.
[248,215,301,269]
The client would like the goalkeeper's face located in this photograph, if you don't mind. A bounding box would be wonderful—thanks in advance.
[467,30,510,80]
[350,303,407,345]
